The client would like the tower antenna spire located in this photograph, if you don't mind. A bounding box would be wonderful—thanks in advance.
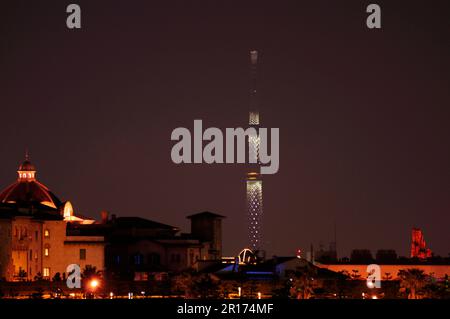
[249,50,259,125]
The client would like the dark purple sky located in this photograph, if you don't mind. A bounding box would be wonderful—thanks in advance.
[1,0,449,258]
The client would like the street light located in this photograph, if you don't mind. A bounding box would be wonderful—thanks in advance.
[90,279,99,290]
[86,278,100,299]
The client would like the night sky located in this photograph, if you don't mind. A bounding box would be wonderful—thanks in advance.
[1,0,449,258]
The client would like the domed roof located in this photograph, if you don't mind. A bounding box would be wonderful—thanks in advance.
[0,157,62,209]
[0,181,62,209]
[18,159,36,171]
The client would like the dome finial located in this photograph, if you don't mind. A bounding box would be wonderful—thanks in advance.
[18,151,36,181]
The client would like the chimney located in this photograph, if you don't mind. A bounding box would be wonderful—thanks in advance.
[100,210,109,223]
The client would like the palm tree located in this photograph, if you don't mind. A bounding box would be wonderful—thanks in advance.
[82,265,102,280]
[398,268,426,299]
[382,272,392,281]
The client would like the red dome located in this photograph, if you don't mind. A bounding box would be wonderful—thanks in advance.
[0,180,62,209]
[0,157,62,209]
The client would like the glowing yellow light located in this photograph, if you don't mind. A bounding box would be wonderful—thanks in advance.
[90,279,99,289]
[372,295,378,299]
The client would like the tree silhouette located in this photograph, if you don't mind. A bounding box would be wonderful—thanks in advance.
[289,263,317,299]
[82,265,102,280]
[382,272,393,281]
[350,270,361,280]
[52,272,62,282]
[398,268,426,299]
[18,269,27,281]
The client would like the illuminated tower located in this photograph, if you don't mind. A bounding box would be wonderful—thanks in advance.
[246,50,263,252]
[410,228,432,259]
[246,172,263,251]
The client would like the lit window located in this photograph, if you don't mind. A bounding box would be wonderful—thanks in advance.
[44,248,49,257]
[43,268,50,277]
[44,229,50,237]
[80,249,86,260]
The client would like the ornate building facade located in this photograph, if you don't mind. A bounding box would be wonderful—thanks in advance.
[0,156,103,281]
[0,156,224,282]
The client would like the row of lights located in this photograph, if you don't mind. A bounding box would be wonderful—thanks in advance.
[90,279,263,300]
[90,279,149,299]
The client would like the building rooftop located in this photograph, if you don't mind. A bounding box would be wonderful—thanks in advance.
[186,211,225,219]
[0,180,62,209]
[0,156,62,210]
[110,216,178,230]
